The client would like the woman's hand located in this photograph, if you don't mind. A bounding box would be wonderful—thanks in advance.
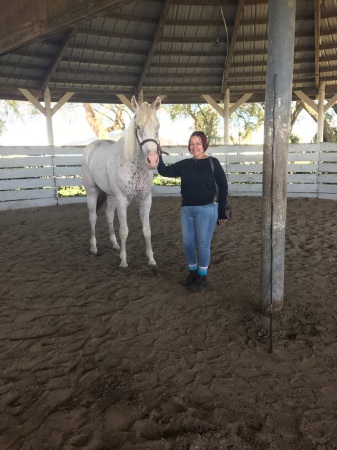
[218,218,228,227]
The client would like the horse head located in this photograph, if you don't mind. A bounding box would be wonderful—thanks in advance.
[131,96,161,170]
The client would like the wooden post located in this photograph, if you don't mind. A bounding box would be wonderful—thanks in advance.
[260,0,296,312]
[224,89,230,144]
[138,89,144,105]
[317,82,325,143]
[44,87,54,145]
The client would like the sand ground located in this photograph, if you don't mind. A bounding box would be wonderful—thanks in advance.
[0,196,337,450]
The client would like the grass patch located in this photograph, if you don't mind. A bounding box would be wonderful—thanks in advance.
[58,186,86,198]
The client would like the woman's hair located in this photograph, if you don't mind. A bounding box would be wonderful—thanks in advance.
[188,131,209,152]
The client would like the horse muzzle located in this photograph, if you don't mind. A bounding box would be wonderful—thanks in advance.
[135,131,160,169]
[146,151,159,170]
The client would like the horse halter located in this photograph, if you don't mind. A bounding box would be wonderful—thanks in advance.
[135,126,162,155]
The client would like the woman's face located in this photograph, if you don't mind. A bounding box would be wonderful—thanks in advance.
[189,136,205,159]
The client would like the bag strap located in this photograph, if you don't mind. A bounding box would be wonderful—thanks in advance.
[209,155,214,174]
[209,156,219,195]
[209,156,232,221]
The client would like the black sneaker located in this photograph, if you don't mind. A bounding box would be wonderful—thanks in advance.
[189,276,208,292]
[180,271,199,286]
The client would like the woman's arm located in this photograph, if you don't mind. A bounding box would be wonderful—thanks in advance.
[157,155,181,178]
[213,158,228,220]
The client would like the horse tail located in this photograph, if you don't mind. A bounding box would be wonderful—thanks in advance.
[96,189,107,212]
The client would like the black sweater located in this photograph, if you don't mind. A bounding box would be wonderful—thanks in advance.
[157,155,228,220]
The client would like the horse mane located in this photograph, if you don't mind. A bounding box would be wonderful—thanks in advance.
[123,115,136,162]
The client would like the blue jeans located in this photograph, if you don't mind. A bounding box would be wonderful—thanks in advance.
[181,203,218,270]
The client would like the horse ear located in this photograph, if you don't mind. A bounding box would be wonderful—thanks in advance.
[152,96,161,111]
[131,95,139,111]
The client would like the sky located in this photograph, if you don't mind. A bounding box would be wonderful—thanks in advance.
[0,103,195,146]
[0,101,318,146]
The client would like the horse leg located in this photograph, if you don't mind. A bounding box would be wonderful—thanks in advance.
[82,165,100,255]
[116,200,129,269]
[139,195,157,269]
[106,195,120,250]
[86,187,100,255]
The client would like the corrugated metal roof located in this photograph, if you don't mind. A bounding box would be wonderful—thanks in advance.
[0,0,336,104]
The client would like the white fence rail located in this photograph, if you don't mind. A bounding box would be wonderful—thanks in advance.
[0,143,336,210]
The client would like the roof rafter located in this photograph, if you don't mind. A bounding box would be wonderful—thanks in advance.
[135,0,174,96]
[40,28,76,91]
[314,0,321,89]
[0,0,336,106]
[0,0,130,55]
[221,0,245,95]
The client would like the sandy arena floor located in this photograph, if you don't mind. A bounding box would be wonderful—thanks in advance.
[0,196,337,449]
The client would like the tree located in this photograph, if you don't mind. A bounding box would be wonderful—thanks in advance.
[83,103,131,139]
[290,100,337,142]
[0,100,39,136]
[0,99,131,140]
[301,101,337,142]
[289,134,300,143]
[290,101,304,127]
[163,104,220,144]
[229,103,264,144]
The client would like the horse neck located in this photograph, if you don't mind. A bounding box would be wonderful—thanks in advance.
[123,118,137,162]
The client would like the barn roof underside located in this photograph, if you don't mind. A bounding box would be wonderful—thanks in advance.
[0,0,337,105]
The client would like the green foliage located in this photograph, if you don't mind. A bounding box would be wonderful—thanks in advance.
[58,186,86,198]
[0,100,39,136]
[58,177,180,198]
[163,104,220,144]
[153,175,181,186]
[230,103,264,143]
[289,134,300,143]
[163,102,265,145]
[312,128,337,143]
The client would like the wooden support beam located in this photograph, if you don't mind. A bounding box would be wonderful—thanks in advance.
[224,89,230,145]
[52,92,75,115]
[324,93,337,112]
[135,0,173,95]
[202,93,253,116]
[317,82,325,143]
[221,0,245,94]
[19,87,74,145]
[0,0,129,55]
[116,94,133,112]
[203,92,253,145]
[40,28,76,91]
[18,88,46,114]
[201,95,224,116]
[19,88,74,117]
[314,0,321,89]
[261,0,296,314]
[44,88,54,145]
[229,93,253,115]
[294,90,318,112]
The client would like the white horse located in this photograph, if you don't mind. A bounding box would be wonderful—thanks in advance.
[82,96,161,270]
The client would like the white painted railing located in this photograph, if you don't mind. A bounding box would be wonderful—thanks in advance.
[0,143,336,210]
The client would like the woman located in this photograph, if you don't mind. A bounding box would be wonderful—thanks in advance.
[157,131,228,292]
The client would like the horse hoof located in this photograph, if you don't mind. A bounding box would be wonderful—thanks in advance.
[89,250,98,256]
[119,266,129,272]
[149,264,158,273]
